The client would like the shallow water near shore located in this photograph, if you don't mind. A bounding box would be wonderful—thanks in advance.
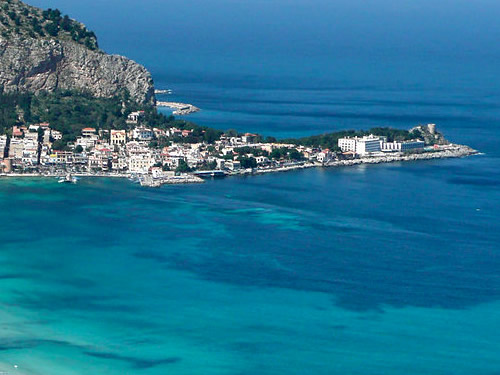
[1,151,500,374]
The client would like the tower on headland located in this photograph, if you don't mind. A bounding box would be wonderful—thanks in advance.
[427,123,436,135]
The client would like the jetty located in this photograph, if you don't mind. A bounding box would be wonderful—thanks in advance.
[139,174,204,187]
[154,89,172,95]
[156,101,200,115]
[193,170,227,178]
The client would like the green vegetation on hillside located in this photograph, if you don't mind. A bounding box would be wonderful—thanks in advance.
[0,0,98,50]
[0,90,223,147]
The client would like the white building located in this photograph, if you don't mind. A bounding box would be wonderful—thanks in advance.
[129,153,155,173]
[255,156,270,165]
[354,135,381,155]
[224,160,241,171]
[133,127,154,141]
[42,151,73,166]
[51,130,63,140]
[338,138,357,153]
[0,135,7,158]
[381,141,401,152]
[127,111,145,124]
[82,127,97,137]
[338,135,381,156]
[317,149,333,163]
[22,138,39,165]
[381,140,425,152]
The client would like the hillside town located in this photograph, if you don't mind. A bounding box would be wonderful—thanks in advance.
[0,117,476,186]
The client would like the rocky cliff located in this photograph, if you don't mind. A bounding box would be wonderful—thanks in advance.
[0,0,155,104]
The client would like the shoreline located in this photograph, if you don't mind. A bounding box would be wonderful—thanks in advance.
[0,144,479,185]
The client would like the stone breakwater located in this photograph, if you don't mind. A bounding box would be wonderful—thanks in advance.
[156,101,200,115]
[327,144,478,167]
[139,174,204,187]
[243,144,478,176]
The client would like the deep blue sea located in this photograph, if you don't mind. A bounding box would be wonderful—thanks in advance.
[1,0,500,374]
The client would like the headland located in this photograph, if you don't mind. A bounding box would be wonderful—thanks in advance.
[0,0,479,188]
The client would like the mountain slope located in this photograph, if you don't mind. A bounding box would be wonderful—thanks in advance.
[0,0,155,104]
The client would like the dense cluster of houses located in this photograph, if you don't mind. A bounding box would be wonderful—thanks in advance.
[0,118,431,174]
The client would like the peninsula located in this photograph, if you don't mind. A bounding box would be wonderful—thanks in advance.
[0,0,478,186]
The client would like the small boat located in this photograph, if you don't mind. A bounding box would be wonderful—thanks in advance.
[58,173,77,184]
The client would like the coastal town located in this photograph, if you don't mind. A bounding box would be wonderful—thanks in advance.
[0,112,476,186]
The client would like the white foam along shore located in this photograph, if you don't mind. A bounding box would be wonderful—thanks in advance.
[0,144,479,185]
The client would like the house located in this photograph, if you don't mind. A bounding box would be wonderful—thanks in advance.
[82,128,97,137]
[0,135,7,158]
[167,127,183,138]
[110,130,127,146]
[133,126,154,141]
[12,126,24,138]
[42,151,73,165]
[51,130,63,140]
[128,153,155,173]
[224,159,241,171]
[242,133,258,144]
[126,111,145,124]
[317,149,333,163]
[255,156,269,165]
[8,138,24,160]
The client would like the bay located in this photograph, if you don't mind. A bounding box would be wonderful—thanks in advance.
[1,0,500,373]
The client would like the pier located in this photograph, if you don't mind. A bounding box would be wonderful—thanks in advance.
[193,170,227,178]
[156,101,200,115]
[139,174,204,187]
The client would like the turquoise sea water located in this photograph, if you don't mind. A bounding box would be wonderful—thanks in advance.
[3,0,500,373]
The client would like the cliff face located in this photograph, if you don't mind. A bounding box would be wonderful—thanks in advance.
[0,1,155,104]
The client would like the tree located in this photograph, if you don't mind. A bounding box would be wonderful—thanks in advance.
[225,129,238,137]
[61,15,71,31]
[237,156,257,169]
[175,159,191,173]
[44,21,59,37]
[270,148,285,160]
[204,128,221,144]
[289,149,303,161]
[74,145,83,153]
[52,139,66,151]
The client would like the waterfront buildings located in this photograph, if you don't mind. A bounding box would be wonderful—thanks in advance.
[381,140,425,152]
[338,135,424,156]
[338,135,382,155]
[8,138,24,161]
[0,120,433,176]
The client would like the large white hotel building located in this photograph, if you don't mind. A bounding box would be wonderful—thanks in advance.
[338,135,424,156]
